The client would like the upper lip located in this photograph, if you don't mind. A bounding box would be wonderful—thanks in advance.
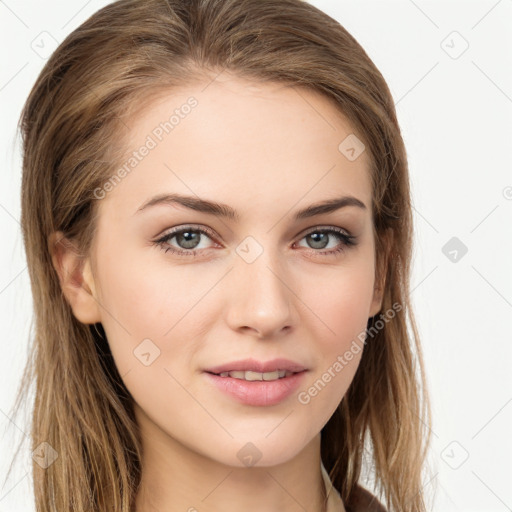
[205,358,307,374]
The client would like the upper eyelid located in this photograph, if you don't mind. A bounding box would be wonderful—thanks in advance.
[159,224,351,238]
[300,225,351,236]
[158,224,218,242]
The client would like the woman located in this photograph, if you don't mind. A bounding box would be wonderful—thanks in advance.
[16,0,431,510]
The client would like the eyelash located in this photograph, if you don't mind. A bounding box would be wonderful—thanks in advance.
[154,224,357,258]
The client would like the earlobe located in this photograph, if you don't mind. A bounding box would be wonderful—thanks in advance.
[48,231,101,324]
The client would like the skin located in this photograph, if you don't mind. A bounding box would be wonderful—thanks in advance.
[50,72,385,512]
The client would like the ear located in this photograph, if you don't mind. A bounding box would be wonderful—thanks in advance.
[368,228,392,317]
[48,231,101,324]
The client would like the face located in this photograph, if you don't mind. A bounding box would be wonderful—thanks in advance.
[77,73,383,468]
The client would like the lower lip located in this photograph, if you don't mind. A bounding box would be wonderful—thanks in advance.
[204,371,307,406]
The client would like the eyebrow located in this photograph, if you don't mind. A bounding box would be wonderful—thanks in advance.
[135,193,367,221]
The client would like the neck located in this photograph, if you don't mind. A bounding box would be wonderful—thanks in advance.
[134,405,329,512]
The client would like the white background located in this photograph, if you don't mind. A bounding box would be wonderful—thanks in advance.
[1,1,511,511]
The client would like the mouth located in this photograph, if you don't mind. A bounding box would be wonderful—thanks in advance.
[206,369,302,381]
[204,357,307,379]
[203,368,308,406]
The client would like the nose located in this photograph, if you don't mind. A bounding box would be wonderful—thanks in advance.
[225,247,298,339]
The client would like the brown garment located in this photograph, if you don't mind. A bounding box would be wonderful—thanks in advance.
[321,463,387,512]
[345,484,387,512]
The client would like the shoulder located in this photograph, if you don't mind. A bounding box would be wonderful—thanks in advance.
[345,484,387,512]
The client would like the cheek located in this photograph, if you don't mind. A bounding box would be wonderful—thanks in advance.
[296,265,373,404]
[92,251,173,369]
[93,246,219,377]
[300,261,374,342]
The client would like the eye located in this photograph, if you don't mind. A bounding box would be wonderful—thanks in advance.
[154,225,357,258]
[295,227,357,256]
[154,225,218,257]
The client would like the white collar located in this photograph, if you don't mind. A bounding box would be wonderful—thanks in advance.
[320,462,346,512]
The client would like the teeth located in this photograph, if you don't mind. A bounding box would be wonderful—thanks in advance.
[218,370,294,380]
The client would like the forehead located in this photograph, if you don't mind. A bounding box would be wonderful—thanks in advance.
[101,74,372,219]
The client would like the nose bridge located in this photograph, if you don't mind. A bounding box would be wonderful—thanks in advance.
[225,236,296,336]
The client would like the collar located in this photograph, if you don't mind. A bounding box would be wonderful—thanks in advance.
[321,462,346,512]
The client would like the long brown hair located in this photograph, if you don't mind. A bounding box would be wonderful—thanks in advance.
[14,0,432,510]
